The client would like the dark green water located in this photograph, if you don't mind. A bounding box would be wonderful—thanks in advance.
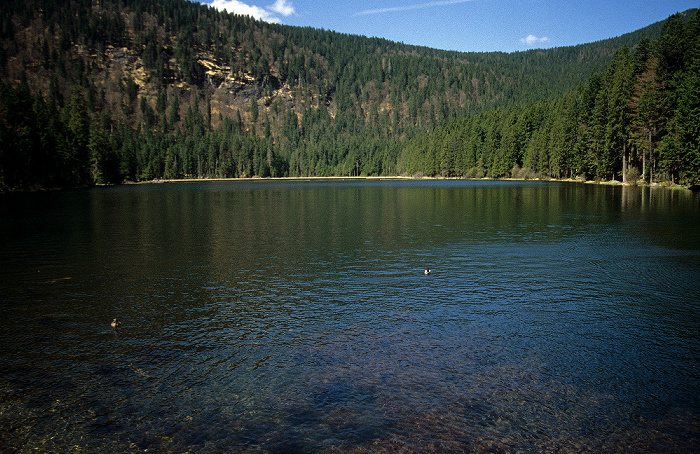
[1,179,699,452]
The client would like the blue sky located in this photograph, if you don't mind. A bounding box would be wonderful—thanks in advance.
[203,0,698,53]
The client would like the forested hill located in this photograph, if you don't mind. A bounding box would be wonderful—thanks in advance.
[0,0,695,190]
[399,10,700,185]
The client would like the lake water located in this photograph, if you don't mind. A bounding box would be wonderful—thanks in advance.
[1,179,699,453]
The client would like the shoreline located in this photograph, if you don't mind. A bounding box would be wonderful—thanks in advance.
[138,175,695,191]
[3,175,694,193]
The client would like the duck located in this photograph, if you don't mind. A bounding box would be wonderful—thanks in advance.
[424,269,431,275]
[111,318,121,329]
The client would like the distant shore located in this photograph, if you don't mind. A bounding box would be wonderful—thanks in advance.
[138,175,696,191]
[5,175,693,193]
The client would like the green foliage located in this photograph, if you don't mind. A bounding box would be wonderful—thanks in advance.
[399,11,700,184]
[0,83,95,189]
[0,0,698,190]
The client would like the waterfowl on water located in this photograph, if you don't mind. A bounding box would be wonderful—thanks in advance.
[424,269,431,275]
[111,318,121,328]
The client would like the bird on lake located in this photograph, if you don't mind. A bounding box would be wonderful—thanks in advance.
[424,269,431,275]
[111,318,121,329]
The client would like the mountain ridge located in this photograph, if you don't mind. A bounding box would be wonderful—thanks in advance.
[0,0,697,189]
[1,0,673,129]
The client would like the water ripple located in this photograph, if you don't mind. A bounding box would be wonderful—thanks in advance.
[2,181,700,452]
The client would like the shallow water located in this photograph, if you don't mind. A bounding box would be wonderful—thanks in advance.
[1,180,699,452]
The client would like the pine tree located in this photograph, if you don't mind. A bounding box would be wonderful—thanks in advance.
[605,46,634,182]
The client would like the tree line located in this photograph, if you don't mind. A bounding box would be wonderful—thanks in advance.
[399,13,700,185]
[0,0,696,190]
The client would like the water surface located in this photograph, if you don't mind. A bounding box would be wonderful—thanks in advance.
[1,180,699,452]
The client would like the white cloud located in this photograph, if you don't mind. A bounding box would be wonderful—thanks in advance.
[269,0,295,16]
[356,0,474,16]
[207,0,295,23]
[520,34,550,46]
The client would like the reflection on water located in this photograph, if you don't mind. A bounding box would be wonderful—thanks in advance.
[1,180,699,452]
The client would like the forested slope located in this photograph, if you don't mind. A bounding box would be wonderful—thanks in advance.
[399,11,700,185]
[0,0,694,190]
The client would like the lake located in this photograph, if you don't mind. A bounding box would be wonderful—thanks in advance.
[1,179,699,452]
